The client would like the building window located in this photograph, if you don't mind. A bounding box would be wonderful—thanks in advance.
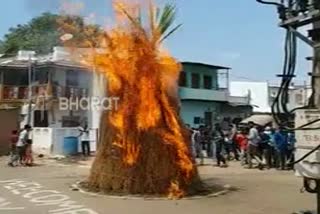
[3,69,28,85]
[62,116,80,127]
[203,75,212,89]
[34,110,49,127]
[194,117,201,124]
[191,73,200,88]
[66,70,79,86]
[35,69,49,84]
[179,71,187,87]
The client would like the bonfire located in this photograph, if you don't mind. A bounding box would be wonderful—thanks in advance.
[62,0,202,198]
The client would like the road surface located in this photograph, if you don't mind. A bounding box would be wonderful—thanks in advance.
[0,157,314,214]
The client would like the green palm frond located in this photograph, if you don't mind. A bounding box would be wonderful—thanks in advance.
[157,3,182,42]
[122,2,181,43]
[160,23,182,43]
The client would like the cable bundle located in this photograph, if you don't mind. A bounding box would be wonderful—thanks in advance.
[272,28,297,128]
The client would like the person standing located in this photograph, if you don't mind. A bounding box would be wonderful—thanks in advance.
[235,128,248,166]
[263,126,274,169]
[78,123,91,157]
[24,139,34,166]
[286,132,296,169]
[229,124,240,161]
[16,125,32,165]
[247,122,263,169]
[191,128,199,158]
[8,130,19,167]
[197,126,206,165]
[212,123,227,167]
[206,126,214,158]
[274,127,288,170]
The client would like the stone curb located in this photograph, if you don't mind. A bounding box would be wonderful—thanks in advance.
[70,181,233,201]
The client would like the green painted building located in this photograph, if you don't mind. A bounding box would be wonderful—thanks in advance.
[179,62,252,128]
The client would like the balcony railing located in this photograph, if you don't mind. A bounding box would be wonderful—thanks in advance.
[53,85,89,99]
[1,84,89,101]
[179,87,229,102]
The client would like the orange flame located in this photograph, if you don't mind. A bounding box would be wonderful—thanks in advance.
[61,0,195,197]
[168,181,185,199]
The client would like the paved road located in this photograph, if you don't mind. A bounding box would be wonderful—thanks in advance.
[0,157,315,214]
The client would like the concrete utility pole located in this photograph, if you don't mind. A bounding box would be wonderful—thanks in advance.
[311,21,320,108]
[27,54,32,125]
[257,1,320,214]
[310,21,320,214]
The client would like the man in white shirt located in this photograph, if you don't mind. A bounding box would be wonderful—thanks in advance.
[17,124,32,164]
[247,122,263,169]
[78,123,91,156]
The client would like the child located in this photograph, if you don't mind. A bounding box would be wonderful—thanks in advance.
[8,130,19,167]
[236,129,248,166]
[24,139,33,166]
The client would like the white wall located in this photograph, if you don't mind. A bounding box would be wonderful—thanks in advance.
[230,81,270,113]
[89,73,106,130]
[32,127,98,156]
[32,128,53,155]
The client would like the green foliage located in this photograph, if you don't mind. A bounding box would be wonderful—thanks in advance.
[1,13,60,55]
[0,12,101,55]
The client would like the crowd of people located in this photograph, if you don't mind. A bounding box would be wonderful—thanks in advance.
[6,123,92,167]
[189,121,296,170]
[8,124,33,167]
[6,121,296,170]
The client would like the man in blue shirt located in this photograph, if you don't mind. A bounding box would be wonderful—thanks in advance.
[274,127,288,170]
[286,132,296,169]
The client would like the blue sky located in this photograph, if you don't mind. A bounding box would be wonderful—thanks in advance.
[0,0,312,84]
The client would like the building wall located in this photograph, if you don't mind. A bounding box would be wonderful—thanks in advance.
[88,73,106,130]
[182,63,219,89]
[219,104,252,120]
[180,100,221,128]
[51,68,66,86]
[230,81,271,113]
[51,67,91,88]
[269,85,312,112]
[0,108,19,155]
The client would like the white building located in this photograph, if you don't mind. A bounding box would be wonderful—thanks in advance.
[230,81,271,113]
[0,47,104,155]
[230,81,312,114]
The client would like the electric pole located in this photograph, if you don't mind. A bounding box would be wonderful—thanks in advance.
[257,1,320,213]
[311,21,320,108]
[27,54,32,125]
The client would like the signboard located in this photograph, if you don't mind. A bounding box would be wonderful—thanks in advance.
[295,109,320,179]
[295,109,320,148]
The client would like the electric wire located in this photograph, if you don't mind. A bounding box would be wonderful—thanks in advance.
[256,0,320,165]
[256,0,283,7]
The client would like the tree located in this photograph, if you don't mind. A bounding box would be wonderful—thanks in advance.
[84,1,202,198]
[0,12,101,55]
